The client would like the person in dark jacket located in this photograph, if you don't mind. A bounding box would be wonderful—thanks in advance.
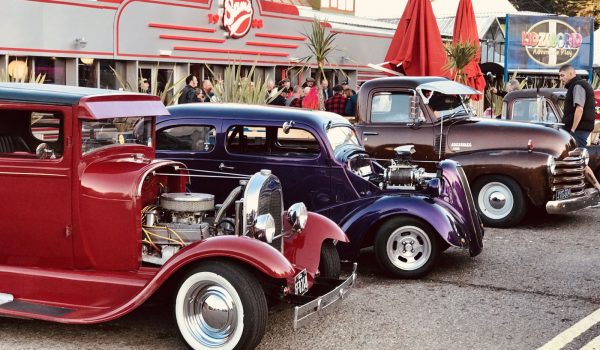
[268,87,289,106]
[178,75,199,104]
[325,85,347,115]
[559,64,596,147]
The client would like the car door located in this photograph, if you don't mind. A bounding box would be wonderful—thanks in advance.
[215,120,333,211]
[356,90,437,163]
[0,104,73,268]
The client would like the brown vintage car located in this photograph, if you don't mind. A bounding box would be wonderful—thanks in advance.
[353,77,599,227]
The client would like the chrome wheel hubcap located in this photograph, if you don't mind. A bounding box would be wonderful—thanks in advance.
[478,182,514,220]
[386,225,431,271]
[184,283,237,348]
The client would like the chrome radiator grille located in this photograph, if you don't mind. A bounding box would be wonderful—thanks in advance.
[257,177,284,252]
[552,152,586,199]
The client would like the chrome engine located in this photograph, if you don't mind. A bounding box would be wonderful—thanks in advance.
[141,170,306,266]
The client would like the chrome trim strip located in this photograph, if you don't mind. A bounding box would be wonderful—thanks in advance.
[0,171,66,177]
[293,263,357,330]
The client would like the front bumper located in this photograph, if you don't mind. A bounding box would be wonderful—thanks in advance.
[292,263,357,330]
[546,188,600,214]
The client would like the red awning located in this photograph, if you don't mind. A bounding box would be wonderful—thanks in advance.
[452,0,486,100]
[384,0,449,78]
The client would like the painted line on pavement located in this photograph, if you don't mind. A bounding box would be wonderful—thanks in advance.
[537,308,600,350]
[580,334,600,350]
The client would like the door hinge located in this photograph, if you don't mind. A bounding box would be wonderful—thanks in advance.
[65,225,72,238]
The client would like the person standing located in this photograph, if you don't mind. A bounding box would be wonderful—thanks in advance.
[325,85,348,115]
[201,80,215,102]
[178,75,199,104]
[490,79,520,98]
[321,80,332,100]
[559,65,596,148]
[289,86,304,108]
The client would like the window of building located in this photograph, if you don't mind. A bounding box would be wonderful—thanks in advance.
[34,57,66,85]
[157,125,216,152]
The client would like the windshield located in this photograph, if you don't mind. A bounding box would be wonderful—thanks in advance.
[427,92,469,119]
[326,126,361,152]
[81,117,153,154]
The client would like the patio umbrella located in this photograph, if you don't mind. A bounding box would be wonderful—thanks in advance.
[383,0,449,77]
[452,0,486,100]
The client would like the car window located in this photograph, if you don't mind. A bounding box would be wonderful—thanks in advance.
[0,110,63,159]
[512,98,557,123]
[227,125,320,158]
[157,125,216,152]
[370,92,411,123]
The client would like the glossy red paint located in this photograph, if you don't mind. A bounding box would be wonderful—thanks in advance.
[284,212,349,279]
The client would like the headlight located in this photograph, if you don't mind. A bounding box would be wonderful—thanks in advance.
[254,214,276,243]
[287,202,308,232]
[581,148,589,166]
[426,177,442,197]
[547,156,556,175]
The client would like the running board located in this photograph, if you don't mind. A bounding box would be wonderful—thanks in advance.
[0,293,14,306]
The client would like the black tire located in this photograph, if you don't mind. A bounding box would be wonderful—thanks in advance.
[174,261,268,350]
[374,216,441,279]
[319,240,341,278]
[472,175,526,228]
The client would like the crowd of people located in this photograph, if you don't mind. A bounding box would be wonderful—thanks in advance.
[177,75,217,104]
[266,77,359,116]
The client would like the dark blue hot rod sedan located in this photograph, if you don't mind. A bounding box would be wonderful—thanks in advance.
[156,104,484,278]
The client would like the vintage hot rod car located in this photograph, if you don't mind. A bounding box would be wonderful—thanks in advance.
[352,77,599,227]
[156,104,484,278]
[0,83,356,350]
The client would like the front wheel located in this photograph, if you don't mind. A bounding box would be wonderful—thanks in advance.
[175,261,268,350]
[319,240,341,278]
[374,217,441,278]
[473,175,526,228]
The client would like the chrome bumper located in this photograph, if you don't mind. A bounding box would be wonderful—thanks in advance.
[546,188,600,214]
[293,263,357,330]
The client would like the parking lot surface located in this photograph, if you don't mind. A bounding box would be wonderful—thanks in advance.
[0,209,598,350]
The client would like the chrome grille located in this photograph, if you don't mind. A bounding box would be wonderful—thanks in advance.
[552,151,586,199]
[257,183,284,252]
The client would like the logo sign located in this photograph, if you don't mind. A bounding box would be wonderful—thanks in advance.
[521,19,583,67]
[223,0,253,39]
[505,15,593,73]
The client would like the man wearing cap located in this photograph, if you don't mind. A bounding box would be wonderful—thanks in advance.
[303,77,315,88]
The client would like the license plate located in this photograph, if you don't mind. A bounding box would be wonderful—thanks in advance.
[294,269,308,295]
[556,188,571,200]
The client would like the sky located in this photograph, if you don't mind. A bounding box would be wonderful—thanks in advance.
[354,0,518,19]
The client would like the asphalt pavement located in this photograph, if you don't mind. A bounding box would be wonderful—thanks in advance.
[0,208,598,350]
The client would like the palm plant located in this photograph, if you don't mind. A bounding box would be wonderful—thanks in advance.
[444,42,478,85]
[206,62,271,105]
[110,65,184,106]
[297,18,344,110]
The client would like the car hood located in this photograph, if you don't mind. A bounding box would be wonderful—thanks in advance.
[445,117,576,158]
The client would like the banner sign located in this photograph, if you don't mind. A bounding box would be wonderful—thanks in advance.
[505,15,594,73]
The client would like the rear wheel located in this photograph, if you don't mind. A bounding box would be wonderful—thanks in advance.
[374,216,441,278]
[318,240,341,278]
[175,261,267,350]
[473,175,526,228]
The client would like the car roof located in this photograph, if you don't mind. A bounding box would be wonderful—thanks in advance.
[0,83,141,105]
[504,88,566,102]
[163,103,352,129]
[361,76,448,90]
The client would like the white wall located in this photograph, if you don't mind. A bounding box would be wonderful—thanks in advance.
[355,0,517,19]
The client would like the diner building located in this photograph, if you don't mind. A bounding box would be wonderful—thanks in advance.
[0,0,396,93]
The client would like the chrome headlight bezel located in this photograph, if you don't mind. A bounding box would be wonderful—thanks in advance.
[547,156,556,176]
[242,169,284,238]
[286,202,308,232]
[254,214,276,243]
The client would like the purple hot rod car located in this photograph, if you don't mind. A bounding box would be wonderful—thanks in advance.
[156,104,484,278]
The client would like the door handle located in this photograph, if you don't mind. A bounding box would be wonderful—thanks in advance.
[219,162,235,170]
[363,131,379,136]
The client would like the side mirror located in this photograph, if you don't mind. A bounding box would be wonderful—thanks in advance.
[282,120,295,134]
[409,96,423,125]
[35,143,55,159]
[393,145,416,160]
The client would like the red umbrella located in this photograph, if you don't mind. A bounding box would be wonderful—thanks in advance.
[452,0,486,100]
[383,0,449,77]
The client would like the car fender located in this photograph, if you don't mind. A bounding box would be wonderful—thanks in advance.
[449,150,551,207]
[82,235,296,324]
[335,195,460,261]
[284,211,349,277]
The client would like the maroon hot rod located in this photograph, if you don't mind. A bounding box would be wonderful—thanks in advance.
[0,83,355,350]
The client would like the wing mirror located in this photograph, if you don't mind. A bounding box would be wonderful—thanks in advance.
[35,143,55,159]
[409,96,424,126]
[282,120,295,134]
